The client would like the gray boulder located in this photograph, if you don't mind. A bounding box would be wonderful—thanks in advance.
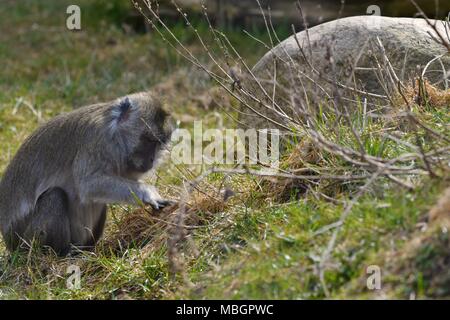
[239,16,450,129]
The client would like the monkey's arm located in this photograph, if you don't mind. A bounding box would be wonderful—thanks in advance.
[80,175,169,209]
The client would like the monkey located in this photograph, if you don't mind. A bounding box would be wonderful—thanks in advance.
[0,91,174,256]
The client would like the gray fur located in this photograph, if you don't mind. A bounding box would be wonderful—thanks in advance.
[0,92,174,255]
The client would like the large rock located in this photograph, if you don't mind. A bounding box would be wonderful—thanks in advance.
[239,16,450,129]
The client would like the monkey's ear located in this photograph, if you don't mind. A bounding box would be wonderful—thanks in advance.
[111,97,137,126]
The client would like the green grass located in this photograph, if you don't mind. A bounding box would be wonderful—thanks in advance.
[179,178,448,299]
[0,0,449,300]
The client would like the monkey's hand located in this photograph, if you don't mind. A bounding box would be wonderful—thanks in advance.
[80,175,173,210]
[139,185,172,210]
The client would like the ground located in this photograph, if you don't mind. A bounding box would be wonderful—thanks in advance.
[0,0,449,299]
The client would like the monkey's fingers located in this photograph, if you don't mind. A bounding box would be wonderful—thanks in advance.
[157,199,176,208]
[147,199,176,211]
[146,199,165,211]
[147,199,162,210]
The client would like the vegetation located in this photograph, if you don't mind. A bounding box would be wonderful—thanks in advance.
[0,0,449,300]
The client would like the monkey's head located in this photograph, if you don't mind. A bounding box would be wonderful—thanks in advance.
[107,92,174,177]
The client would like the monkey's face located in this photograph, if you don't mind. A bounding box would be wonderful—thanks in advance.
[126,108,174,177]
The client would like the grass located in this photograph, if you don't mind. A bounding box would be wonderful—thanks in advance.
[0,0,449,300]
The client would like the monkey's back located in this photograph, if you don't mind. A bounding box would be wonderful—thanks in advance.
[0,104,108,233]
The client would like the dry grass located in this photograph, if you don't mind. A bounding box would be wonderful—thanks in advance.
[284,138,324,170]
[99,189,229,255]
[396,78,450,109]
[258,138,327,202]
[99,206,175,254]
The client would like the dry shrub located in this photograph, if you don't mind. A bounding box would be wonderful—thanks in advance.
[99,205,177,254]
[284,138,323,169]
[188,189,229,217]
[259,138,324,202]
[100,190,229,254]
[259,178,309,203]
[396,78,450,109]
